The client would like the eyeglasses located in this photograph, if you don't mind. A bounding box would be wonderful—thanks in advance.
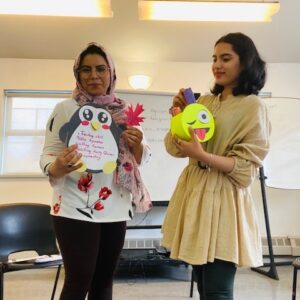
[77,65,110,77]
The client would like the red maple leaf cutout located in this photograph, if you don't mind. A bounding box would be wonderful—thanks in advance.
[126,103,145,126]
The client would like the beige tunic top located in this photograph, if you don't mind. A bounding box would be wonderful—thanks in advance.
[161,94,271,267]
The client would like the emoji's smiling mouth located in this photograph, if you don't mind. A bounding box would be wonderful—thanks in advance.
[194,128,209,140]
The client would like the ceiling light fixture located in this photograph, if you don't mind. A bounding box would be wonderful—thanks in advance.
[139,1,280,22]
[0,0,113,18]
[128,75,152,90]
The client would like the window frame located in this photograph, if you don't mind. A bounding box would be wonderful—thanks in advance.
[0,89,72,178]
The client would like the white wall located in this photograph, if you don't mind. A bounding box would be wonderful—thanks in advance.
[0,58,299,238]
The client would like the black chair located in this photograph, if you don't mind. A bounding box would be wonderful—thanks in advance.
[292,257,300,300]
[0,203,63,300]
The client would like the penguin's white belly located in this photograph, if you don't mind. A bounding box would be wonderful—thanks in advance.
[69,126,118,172]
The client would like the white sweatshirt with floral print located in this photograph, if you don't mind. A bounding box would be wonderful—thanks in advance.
[40,98,151,222]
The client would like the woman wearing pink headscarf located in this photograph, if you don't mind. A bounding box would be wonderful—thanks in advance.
[40,43,151,300]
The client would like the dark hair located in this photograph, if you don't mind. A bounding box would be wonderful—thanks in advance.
[211,32,266,96]
[78,44,108,68]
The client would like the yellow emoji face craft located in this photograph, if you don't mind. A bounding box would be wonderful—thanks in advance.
[171,103,215,142]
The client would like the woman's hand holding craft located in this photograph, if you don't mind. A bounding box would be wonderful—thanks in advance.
[173,127,207,161]
[48,144,83,178]
[122,126,143,164]
[172,88,188,111]
[122,126,143,149]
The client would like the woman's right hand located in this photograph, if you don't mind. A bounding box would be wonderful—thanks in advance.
[172,88,188,111]
[48,144,83,179]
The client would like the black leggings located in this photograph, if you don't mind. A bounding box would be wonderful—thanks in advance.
[53,216,127,300]
[192,259,237,300]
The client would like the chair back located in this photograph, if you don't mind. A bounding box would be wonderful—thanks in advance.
[0,203,59,262]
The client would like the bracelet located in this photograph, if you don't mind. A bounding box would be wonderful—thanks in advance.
[197,161,209,170]
[197,153,213,171]
[44,163,52,176]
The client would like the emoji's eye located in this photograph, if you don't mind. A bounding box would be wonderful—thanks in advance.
[83,109,93,121]
[98,112,109,123]
[198,110,210,124]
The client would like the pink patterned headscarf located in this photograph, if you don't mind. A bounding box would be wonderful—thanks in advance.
[73,42,116,105]
[72,42,152,213]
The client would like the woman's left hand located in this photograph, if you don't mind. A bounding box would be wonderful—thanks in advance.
[122,126,144,164]
[122,126,143,149]
[173,127,206,160]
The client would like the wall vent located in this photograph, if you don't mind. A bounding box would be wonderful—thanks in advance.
[124,236,300,256]
[262,236,292,255]
[123,238,161,250]
[289,236,300,256]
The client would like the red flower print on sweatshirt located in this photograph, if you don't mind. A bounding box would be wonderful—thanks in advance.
[89,187,112,212]
[53,203,60,214]
[99,187,112,200]
[76,178,113,219]
[77,173,93,193]
[76,173,95,219]
[94,201,104,211]
[53,195,62,214]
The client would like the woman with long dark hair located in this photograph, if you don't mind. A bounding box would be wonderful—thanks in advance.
[162,32,271,300]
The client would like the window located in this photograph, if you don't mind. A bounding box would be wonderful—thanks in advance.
[1,90,71,176]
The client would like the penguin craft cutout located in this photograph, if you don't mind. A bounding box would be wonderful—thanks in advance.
[59,104,122,174]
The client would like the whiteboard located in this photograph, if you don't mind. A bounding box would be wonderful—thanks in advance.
[263,97,300,190]
[116,90,188,201]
